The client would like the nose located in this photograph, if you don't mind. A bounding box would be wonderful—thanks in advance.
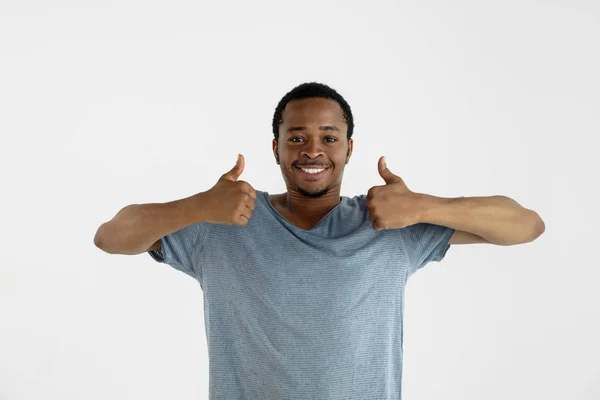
[301,139,325,159]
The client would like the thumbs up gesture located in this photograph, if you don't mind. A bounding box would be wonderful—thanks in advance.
[200,154,257,226]
[366,156,425,231]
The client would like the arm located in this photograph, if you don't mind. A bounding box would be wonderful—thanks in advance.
[93,192,210,255]
[419,194,545,246]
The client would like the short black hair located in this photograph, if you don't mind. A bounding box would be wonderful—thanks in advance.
[272,82,354,142]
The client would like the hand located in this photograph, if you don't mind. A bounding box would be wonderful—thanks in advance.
[199,154,257,226]
[366,156,424,230]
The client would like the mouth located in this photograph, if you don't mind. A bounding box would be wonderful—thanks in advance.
[294,165,329,180]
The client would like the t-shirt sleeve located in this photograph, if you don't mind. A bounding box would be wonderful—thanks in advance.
[397,222,455,276]
[147,222,209,281]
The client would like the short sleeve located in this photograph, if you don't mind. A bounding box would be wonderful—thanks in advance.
[397,222,455,276]
[148,222,209,282]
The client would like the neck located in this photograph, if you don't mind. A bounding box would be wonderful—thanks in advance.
[280,188,342,219]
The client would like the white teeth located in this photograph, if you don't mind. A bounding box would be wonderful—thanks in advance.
[300,168,325,174]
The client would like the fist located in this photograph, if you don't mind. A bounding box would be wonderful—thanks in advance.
[200,154,257,226]
[366,156,423,230]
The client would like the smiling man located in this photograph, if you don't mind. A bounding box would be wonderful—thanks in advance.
[94,82,545,400]
[269,95,354,230]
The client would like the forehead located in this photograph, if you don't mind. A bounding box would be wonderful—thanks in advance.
[281,97,345,124]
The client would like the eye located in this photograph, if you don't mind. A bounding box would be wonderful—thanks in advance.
[289,137,338,143]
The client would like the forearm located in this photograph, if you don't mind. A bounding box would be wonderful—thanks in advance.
[419,194,544,245]
[94,193,208,255]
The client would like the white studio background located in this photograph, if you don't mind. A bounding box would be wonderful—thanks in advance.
[0,1,598,399]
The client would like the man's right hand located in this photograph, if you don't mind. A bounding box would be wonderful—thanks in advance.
[197,154,257,226]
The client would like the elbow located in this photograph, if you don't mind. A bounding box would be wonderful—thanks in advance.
[94,224,114,253]
[94,205,137,253]
[94,225,107,251]
[532,210,545,237]
[526,211,545,243]
[536,219,545,237]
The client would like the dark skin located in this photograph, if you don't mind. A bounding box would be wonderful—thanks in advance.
[270,97,354,229]
[266,97,544,242]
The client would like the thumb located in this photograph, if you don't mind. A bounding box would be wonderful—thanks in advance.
[221,154,245,181]
[378,156,401,184]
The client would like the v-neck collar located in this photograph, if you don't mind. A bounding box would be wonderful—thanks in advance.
[262,191,345,233]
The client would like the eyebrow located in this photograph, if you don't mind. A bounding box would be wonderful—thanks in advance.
[285,126,340,134]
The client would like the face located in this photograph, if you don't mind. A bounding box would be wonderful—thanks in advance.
[272,97,353,198]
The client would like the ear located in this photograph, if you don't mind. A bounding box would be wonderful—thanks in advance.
[345,138,353,164]
[272,138,279,164]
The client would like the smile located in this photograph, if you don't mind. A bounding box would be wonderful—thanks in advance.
[295,166,329,180]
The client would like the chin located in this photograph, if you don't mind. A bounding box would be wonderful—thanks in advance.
[298,186,329,198]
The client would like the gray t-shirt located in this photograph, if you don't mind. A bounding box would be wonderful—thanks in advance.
[148,189,454,400]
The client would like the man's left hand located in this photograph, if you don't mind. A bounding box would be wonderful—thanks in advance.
[366,156,426,231]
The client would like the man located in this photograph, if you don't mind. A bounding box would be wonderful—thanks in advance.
[94,82,545,399]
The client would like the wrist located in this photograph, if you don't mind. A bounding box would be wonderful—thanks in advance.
[418,193,454,224]
[181,191,212,224]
